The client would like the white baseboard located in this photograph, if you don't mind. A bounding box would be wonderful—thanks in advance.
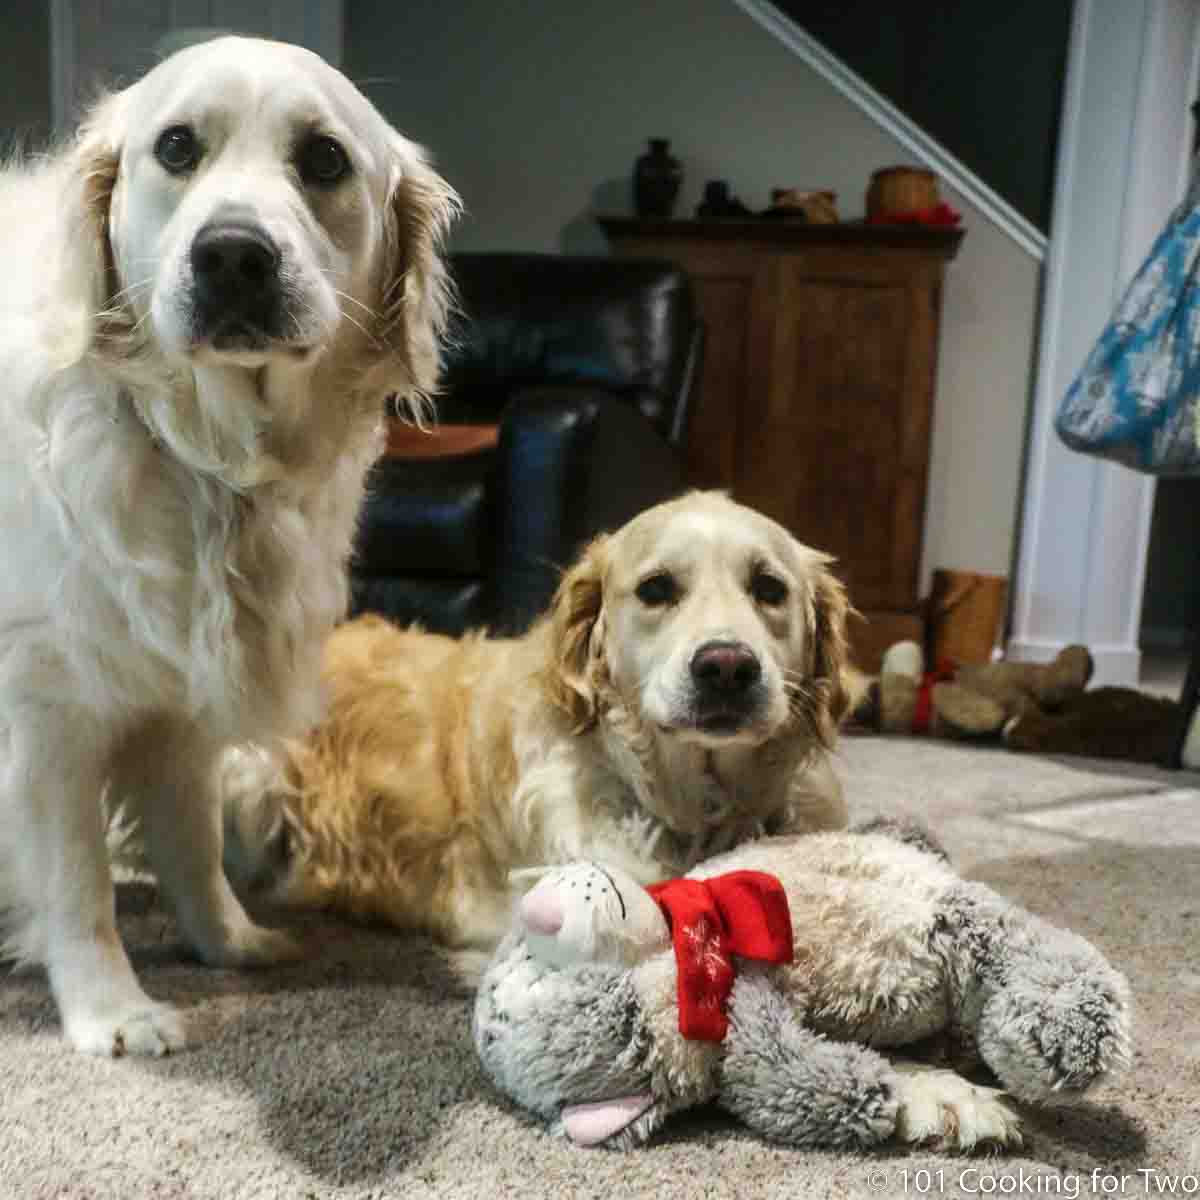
[1005,637,1141,688]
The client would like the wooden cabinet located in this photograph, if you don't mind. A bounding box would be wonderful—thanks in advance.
[600,217,963,670]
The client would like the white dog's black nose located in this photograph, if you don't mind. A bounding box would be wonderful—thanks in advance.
[690,641,762,695]
[190,220,282,338]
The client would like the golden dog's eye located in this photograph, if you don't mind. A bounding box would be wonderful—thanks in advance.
[297,134,351,186]
[635,572,678,607]
[750,570,788,606]
[154,125,200,174]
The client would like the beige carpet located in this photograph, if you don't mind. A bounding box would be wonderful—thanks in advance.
[2,736,1198,1199]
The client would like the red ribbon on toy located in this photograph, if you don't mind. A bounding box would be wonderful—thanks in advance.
[866,202,963,227]
[912,660,958,734]
[646,870,794,1042]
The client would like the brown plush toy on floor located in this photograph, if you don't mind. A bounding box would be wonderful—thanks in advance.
[852,640,1200,767]
[852,641,1094,740]
[1003,685,1182,762]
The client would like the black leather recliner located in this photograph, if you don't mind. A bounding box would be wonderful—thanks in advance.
[349,252,704,636]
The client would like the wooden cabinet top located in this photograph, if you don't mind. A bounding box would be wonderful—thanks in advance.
[598,215,964,258]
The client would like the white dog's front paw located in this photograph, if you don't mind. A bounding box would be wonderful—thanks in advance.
[892,1065,1023,1151]
[64,1000,187,1058]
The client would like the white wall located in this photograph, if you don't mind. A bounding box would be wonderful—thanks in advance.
[346,0,1043,589]
[49,0,343,130]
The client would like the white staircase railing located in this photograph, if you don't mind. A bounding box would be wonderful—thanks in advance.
[730,0,1048,261]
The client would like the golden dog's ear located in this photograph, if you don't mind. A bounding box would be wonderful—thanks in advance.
[805,562,852,748]
[544,536,609,732]
[56,90,129,359]
[369,139,461,417]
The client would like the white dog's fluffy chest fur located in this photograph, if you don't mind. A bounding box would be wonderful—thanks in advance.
[0,350,378,740]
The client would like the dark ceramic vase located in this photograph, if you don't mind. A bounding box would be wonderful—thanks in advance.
[633,138,683,218]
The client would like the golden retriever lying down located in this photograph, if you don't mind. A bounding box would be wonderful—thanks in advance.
[222,492,852,952]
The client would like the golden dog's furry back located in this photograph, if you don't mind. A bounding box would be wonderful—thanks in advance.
[242,618,530,947]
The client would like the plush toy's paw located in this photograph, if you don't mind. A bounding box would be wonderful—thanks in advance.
[881,640,924,680]
[723,1041,900,1150]
[1001,710,1050,751]
[931,682,1007,737]
[979,973,1132,1104]
[1038,644,1094,705]
[891,1065,1022,1151]
[721,973,901,1151]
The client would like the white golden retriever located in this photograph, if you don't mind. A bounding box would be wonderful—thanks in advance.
[221,492,852,955]
[0,37,457,1055]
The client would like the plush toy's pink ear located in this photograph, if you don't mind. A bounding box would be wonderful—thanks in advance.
[561,1094,654,1146]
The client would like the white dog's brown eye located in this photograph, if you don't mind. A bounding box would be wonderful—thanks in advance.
[154,125,200,174]
[751,571,788,606]
[154,124,199,174]
[297,134,351,185]
[635,572,678,607]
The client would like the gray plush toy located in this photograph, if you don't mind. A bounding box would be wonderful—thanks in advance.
[473,824,1131,1152]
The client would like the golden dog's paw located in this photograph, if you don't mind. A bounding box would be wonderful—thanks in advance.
[65,1000,187,1058]
[197,920,304,968]
[240,924,305,965]
[892,1065,1023,1152]
[219,743,297,900]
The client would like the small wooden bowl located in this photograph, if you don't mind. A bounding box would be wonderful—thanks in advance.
[866,166,938,220]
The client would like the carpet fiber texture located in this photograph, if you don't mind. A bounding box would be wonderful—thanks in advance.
[2,736,1198,1199]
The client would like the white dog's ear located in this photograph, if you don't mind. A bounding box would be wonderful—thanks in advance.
[803,561,852,748]
[544,536,609,732]
[368,140,460,417]
[56,90,130,354]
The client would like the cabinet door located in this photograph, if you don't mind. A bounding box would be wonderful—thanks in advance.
[738,251,941,612]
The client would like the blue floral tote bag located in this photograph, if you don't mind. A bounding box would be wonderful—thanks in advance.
[1056,173,1200,475]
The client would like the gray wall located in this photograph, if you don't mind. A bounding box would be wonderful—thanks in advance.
[0,0,51,149]
[346,0,1043,589]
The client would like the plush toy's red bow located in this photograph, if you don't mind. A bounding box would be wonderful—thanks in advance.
[646,870,793,1042]
[912,660,958,734]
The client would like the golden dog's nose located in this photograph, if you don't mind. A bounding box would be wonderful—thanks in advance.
[690,641,761,694]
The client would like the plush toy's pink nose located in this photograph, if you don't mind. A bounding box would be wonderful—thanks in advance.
[520,886,564,936]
